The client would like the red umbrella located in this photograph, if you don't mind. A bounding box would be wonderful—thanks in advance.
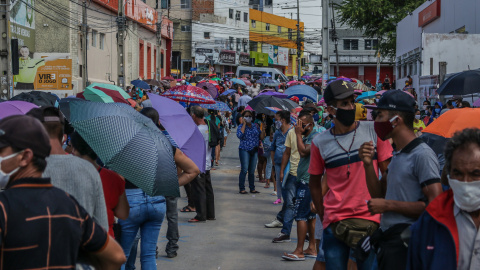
[241,74,250,78]
[162,76,175,81]
[225,72,234,75]
[92,86,130,105]
[162,85,216,104]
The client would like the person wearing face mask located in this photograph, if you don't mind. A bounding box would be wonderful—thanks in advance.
[421,100,431,117]
[237,110,265,194]
[413,109,426,136]
[0,115,126,269]
[440,100,456,116]
[308,80,393,270]
[408,128,480,270]
[359,90,443,270]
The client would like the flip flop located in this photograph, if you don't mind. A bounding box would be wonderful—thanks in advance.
[250,190,260,194]
[304,253,317,258]
[282,253,305,261]
[239,191,248,194]
[180,206,195,212]
[188,218,206,223]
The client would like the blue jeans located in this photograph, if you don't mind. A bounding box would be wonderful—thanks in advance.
[265,154,272,179]
[274,164,282,199]
[119,189,166,270]
[294,181,315,221]
[276,173,297,235]
[238,148,258,192]
[323,226,377,270]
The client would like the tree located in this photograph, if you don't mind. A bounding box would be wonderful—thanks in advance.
[334,0,424,59]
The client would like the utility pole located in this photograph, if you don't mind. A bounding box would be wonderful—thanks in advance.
[82,0,88,89]
[156,12,163,80]
[0,0,12,99]
[330,2,339,76]
[321,0,329,88]
[296,0,301,80]
[117,0,125,88]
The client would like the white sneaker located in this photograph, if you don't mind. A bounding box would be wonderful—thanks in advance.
[271,191,277,196]
[265,219,283,228]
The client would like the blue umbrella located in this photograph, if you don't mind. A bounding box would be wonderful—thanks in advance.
[220,89,236,96]
[285,85,318,102]
[131,79,151,90]
[262,73,272,77]
[69,100,179,197]
[231,78,246,87]
[257,78,275,85]
[198,101,232,112]
[356,91,378,101]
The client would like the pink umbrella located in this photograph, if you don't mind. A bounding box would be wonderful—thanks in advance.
[241,78,252,86]
[245,105,254,111]
[473,98,480,107]
[317,98,326,106]
[377,90,387,95]
[287,81,301,86]
[162,85,216,104]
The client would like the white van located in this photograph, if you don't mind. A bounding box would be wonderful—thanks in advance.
[236,67,288,82]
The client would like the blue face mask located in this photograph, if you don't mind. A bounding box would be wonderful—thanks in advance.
[434,108,441,114]
[313,114,319,122]
[452,101,457,107]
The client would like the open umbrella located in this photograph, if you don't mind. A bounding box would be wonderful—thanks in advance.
[423,108,480,138]
[225,72,234,75]
[88,83,131,100]
[162,85,215,104]
[0,101,38,119]
[189,76,204,83]
[196,81,218,99]
[256,91,288,99]
[287,81,302,86]
[69,100,179,196]
[356,91,378,101]
[81,86,130,105]
[220,89,236,96]
[240,74,250,78]
[162,76,175,81]
[266,107,298,124]
[10,91,58,107]
[262,73,272,77]
[144,79,163,87]
[284,85,318,102]
[231,78,247,87]
[58,97,83,121]
[148,94,206,173]
[437,69,480,95]
[247,95,298,115]
[131,79,150,89]
[211,77,221,82]
[240,78,252,86]
[199,101,231,112]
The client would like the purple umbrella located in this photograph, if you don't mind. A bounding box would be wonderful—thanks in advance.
[148,93,206,173]
[0,101,38,119]
[196,82,218,99]
[256,91,288,99]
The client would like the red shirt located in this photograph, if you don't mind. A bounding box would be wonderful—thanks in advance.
[98,168,125,237]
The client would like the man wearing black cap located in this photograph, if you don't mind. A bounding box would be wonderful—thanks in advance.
[359,90,443,270]
[308,80,393,269]
[27,107,109,230]
[0,115,126,269]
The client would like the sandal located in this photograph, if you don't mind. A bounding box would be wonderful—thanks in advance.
[264,184,270,188]
[250,190,260,194]
[188,218,206,223]
[239,190,248,194]
[180,206,195,212]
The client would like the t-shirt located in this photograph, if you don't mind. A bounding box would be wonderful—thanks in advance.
[0,177,108,269]
[271,128,290,165]
[297,131,319,183]
[308,121,393,228]
[198,124,212,171]
[43,155,109,230]
[413,120,426,132]
[98,168,126,238]
[284,128,301,176]
[381,138,440,230]
[15,58,45,83]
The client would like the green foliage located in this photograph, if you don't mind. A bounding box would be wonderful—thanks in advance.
[334,0,424,59]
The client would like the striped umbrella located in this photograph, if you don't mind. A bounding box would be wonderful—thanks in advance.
[162,85,215,104]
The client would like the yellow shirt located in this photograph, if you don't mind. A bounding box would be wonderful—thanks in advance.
[284,128,300,176]
[413,120,426,132]
[14,58,45,83]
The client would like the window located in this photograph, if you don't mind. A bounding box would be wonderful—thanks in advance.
[250,41,257,52]
[161,0,170,9]
[236,11,241,20]
[265,0,272,5]
[288,29,293,40]
[343,39,358,50]
[229,37,234,50]
[99,33,105,50]
[243,39,248,52]
[91,30,97,47]
[204,32,210,39]
[277,26,281,33]
[244,12,248,22]
[236,38,241,51]
[180,0,190,8]
[229,9,233,19]
[266,23,270,31]
[251,20,256,28]
[181,25,191,32]
[364,39,378,50]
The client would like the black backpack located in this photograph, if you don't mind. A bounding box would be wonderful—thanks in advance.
[206,119,220,148]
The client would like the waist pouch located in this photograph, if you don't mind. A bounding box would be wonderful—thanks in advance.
[370,223,411,249]
[331,218,379,248]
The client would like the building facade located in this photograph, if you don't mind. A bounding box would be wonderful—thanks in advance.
[249,9,304,78]
[191,0,250,76]
[396,0,480,102]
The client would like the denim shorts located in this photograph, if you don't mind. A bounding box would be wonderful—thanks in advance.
[294,181,316,221]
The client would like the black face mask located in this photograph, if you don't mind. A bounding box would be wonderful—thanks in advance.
[334,107,356,127]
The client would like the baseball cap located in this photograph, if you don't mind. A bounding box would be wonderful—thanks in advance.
[365,90,415,113]
[324,80,355,104]
[27,107,65,124]
[0,115,51,158]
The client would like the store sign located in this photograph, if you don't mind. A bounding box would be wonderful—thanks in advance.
[217,50,236,65]
[239,52,250,65]
[418,0,440,27]
[195,48,214,64]
[34,59,73,90]
[10,0,35,50]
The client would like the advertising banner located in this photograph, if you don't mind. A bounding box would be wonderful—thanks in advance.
[10,0,35,50]
[239,52,250,65]
[277,47,289,66]
[262,44,288,66]
[195,48,215,64]
[217,50,236,65]
[34,59,73,90]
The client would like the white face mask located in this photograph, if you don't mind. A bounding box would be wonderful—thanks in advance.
[423,105,428,110]
[244,116,252,123]
[0,152,22,189]
[415,115,421,120]
[448,175,480,212]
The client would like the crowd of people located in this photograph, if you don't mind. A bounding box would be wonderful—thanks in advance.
[0,71,478,270]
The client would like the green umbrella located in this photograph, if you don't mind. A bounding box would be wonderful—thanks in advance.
[88,83,131,99]
[211,77,221,81]
[83,86,115,103]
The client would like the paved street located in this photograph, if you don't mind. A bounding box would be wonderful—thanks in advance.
[135,130,315,270]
